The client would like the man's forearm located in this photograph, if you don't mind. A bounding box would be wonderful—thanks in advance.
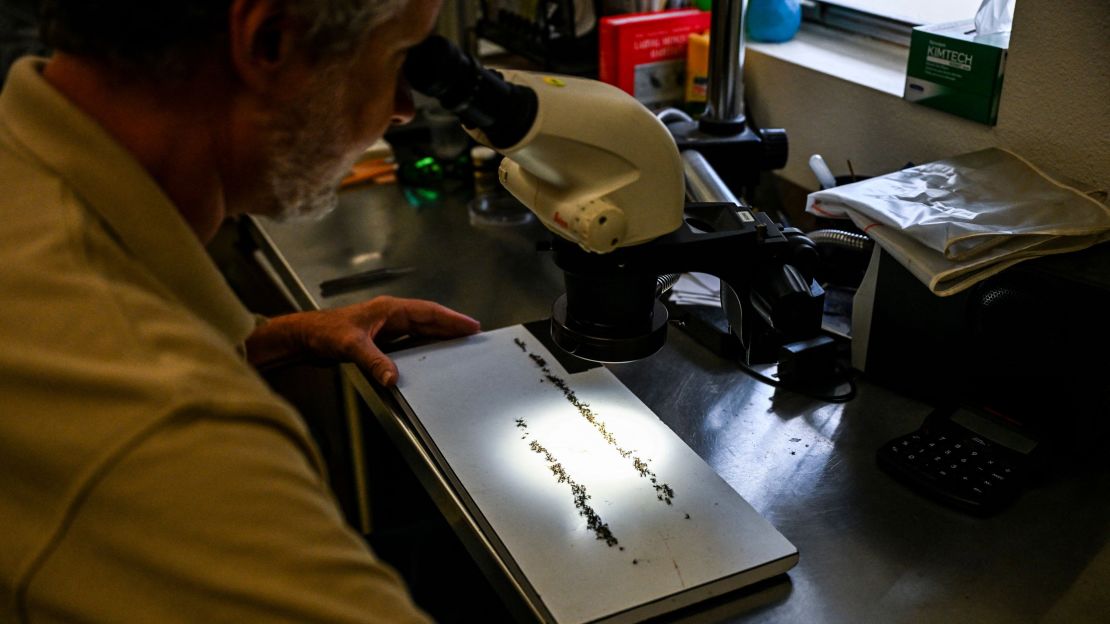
[244,312,310,369]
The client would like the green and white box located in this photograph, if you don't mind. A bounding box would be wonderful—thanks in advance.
[904,20,1009,125]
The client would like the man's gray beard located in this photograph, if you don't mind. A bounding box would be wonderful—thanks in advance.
[264,72,357,223]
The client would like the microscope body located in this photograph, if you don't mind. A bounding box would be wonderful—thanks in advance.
[475,72,822,364]
[404,36,824,365]
[473,71,685,254]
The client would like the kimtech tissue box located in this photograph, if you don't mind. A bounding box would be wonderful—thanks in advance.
[904,20,1009,125]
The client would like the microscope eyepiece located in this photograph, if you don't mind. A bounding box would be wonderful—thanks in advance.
[403,35,538,149]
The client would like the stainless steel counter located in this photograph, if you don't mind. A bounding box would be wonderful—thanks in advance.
[247,182,1108,623]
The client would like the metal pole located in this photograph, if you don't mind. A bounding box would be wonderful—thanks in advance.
[704,0,746,126]
[682,150,741,205]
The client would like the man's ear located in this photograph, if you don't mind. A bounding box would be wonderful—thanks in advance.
[228,0,308,97]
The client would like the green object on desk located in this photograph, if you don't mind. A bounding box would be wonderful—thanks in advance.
[401,186,442,208]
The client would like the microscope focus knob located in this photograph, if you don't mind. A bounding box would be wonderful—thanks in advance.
[759,128,789,171]
[573,199,627,253]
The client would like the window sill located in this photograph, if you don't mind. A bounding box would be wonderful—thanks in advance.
[746,24,909,97]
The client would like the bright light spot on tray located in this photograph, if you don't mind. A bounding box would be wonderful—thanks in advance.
[495,391,677,531]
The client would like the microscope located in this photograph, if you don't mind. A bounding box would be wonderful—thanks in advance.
[403,35,831,384]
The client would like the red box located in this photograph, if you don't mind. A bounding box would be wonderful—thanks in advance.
[599,9,711,106]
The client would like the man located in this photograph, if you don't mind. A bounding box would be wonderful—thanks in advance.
[0,0,478,621]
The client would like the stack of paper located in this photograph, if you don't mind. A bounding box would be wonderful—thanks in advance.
[667,272,722,307]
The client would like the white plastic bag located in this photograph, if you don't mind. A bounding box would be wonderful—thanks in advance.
[975,0,1015,36]
[806,148,1110,295]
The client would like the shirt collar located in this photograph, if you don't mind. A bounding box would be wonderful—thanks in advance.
[0,57,255,346]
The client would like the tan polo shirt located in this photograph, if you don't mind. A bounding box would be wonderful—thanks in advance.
[0,58,430,623]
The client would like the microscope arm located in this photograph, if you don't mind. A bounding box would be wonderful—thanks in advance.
[549,202,824,363]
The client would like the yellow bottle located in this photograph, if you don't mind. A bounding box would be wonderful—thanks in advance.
[684,31,710,113]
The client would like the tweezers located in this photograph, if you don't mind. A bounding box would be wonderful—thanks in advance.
[319,266,415,297]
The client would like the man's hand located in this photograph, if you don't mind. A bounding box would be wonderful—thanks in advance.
[246,296,480,386]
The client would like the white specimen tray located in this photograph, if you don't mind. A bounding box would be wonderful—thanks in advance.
[392,325,797,623]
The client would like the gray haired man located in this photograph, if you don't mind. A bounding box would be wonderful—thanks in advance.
[0,1,475,621]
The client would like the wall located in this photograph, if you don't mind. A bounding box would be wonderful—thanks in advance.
[744,0,1110,192]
